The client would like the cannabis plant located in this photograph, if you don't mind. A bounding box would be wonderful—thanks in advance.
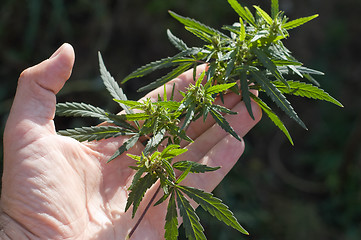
[56,0,343,239]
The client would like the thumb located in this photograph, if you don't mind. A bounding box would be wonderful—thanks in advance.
[5,43,75,134]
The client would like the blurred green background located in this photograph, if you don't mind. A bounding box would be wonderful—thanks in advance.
[0,0,360,239]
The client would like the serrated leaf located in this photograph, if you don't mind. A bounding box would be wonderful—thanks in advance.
[58,126,133,142]
[252,48,288,87]
[250,30,270,42]
[105,113,139,131]
[165,191,178,240]
[122,113,150,121]
[161,145,188,159]
[178,185,249,235]
[144,128,166,155]
[227,0,256,26]
[209,107,242,141]
[254,5,273,25]
[113,99,142,109]
[251,70,307,129]
[185,27,214,43]
[303,73,320,86]
[107,134,140,163]
[251,93,294,145]
[169,11,228,39]
[162,159,176,182]
[98,52,132,115]
[175,189,206,240]
[154,101,182,111]
[225,50,237,81]
[167,29,188,51]
[122,56,190,84]
[239,19,246,42]
[173,161,220,173]
[138,62,194,92]
[283,14,319,30]
[271,0,279,19]
[239,71,255,120]
[211,104,237,115]
[272,80,343,107]
[176,165,192,184]
[129,166,147,190]
[56,102,108,121]
[206,82,237,95]
[181,103,196,130]
[125,173,158,218]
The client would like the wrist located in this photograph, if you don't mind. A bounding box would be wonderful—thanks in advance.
[0,207,32,240]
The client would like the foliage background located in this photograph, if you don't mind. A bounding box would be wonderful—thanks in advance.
[0,0,360,239]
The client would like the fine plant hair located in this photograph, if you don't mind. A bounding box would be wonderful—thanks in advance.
[56,0,343,239]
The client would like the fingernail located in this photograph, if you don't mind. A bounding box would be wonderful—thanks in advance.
[49,44,65,59]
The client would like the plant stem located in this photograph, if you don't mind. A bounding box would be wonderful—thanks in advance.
[127,185,162,239]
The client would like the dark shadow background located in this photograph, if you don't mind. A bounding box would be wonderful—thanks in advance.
[1,0,360,239]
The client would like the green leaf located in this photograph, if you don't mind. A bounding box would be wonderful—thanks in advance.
[125,173,158,218]
[173,161,220,173]
[167,29,188,51]
[169,11,228,39]
[211,104,237,115]
[227,0,256,26]
[254,5,273,25]
[105,113,139,131]
[176,165,192,184]
[56,102,108,121]
[162,159,176,181]
[129,166,147,190]
[283,14,319,30]
[138,62,194,92]
[58,126,133,142]
[122,113,150,121]
[272,80,343,107]
[252,47,288,87]
[239,19,246,42]
[113,99,142,109]
[209,107,242,141]
[178,185,249,235]
[144,128,166,155]
[239,71,255,120]
[181,102,196,130]
[98,52,132,114]
[175,189,206,240]
[250,93,294,145]
[122,56,190,84]
[161,147,188,159]
[165,191,179,240]
[271,0,279,19]
[155,101,181,111]
[251,70,307,129]
[225,50,237,81]
[107,134,140,163]
[205,82,237,95]
[185,27,214,43]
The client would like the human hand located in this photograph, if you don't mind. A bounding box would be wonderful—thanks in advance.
[0,43,261,239]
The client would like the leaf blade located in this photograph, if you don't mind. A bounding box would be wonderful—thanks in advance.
[175,189,206,240]
[251,71,307,129]
[178,185,249,235]
[272,80,343,107]
[251,93,294,145]
[173,161,220,173]
[165,191,179,240]
[283,14,319,30]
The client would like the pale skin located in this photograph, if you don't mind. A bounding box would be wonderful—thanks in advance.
[0,43,261,239]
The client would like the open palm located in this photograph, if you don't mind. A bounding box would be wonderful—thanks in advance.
[0,44,261,239]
